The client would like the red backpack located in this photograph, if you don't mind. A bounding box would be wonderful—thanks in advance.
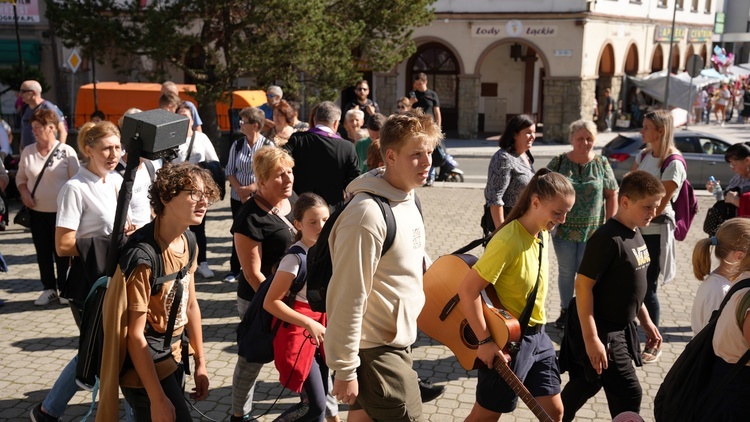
[661,154,698,241]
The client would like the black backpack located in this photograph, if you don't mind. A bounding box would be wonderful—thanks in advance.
[236,245,307,363]
[653,278,750,421]
[75,221,197,390]
[306,192,421,312]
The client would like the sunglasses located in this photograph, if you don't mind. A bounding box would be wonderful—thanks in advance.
[266,93,278,98]
[20,89,34,94]
[356,87,369,92]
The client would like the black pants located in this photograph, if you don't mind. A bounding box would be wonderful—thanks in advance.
[189,216,207,264]
[122,366,192,422]
[230,198,243,275]
[29,209,69,291]
[276,352,328,422]
[561,331,642,421]
[642,234,661,327]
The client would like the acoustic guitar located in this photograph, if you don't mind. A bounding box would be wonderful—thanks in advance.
[418,254,554,422]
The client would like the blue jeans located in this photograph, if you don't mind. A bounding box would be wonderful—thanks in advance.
[42,356,80,418]
[552,237,587,311]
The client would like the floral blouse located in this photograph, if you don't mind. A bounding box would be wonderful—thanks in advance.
[484,148,535,209]
[548,153,618,243]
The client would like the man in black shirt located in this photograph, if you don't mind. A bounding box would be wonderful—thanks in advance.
[343,80,380,128]
[409,72,441,128]
[560,170,665,421]
[283,101,359,212]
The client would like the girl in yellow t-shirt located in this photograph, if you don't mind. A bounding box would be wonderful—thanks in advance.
[458,168,575,422]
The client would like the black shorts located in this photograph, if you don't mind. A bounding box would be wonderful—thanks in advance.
[476,327,561,413]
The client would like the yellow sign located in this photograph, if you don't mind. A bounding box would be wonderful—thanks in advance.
[67,49,81,73]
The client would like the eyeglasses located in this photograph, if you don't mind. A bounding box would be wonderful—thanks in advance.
[356,87,369,92]
[266,93,278,98]
[20,89,34,94]
[182,189,213,205]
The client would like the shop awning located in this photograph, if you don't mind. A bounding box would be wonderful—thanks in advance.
[0,39,41,66]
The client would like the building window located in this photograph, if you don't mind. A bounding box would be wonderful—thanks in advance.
[677,0,684,10]
[629,0,642,4]
[691,0,699,12]
[705,0,712,13]
[657,0,668,8]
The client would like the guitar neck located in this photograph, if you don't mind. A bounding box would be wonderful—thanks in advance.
[493,359,554,422]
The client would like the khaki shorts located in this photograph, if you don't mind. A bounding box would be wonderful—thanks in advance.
[350,346,423,421]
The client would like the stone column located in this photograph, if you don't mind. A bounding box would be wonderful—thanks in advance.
[458,74,480,139]
[543,77,596,143]
[374,72,398,116]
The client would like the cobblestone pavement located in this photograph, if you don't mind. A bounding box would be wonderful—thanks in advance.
[0,187,715,421]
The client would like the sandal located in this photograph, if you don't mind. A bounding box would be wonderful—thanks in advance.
[641,347,661,364]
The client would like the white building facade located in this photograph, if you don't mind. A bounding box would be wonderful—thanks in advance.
[374,0,718,141]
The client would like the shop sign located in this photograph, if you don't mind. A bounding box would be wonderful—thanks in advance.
[654,25,687,42]
[688,28,713,43]
[0,0,40,24]
[471,21,558,38]
[554,49,573,57]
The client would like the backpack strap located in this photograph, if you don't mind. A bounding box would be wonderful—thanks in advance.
[285,245,308,298]
[143,160,156,182]
[366,193,397,255]
[660,153,686,174]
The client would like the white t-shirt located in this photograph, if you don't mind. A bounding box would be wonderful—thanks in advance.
[56,166,122,239]
[691,272,731,335]
[173,131,219,164]
[636,151,687,235]
[130,160,162,228]
[713,271,750,365]
[276,241,310,303]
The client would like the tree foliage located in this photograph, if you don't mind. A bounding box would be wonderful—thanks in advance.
[45,0,435,136]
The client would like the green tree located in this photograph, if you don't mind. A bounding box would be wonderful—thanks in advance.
[45,0,435,140]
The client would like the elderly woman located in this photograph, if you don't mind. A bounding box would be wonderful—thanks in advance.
[230,147,296,421]
[343,108,364,142]
[547,120,618,328]
[273,99,297,146]
[631,110,687,364]
[16,109,80,306]
[482,114,537,235]
[30,121,125,421]
[224,106,275,283]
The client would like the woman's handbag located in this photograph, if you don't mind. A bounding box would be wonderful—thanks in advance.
[15,142,61,229]
[703,200,737,236]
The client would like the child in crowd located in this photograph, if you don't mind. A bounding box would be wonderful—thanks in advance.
[458,168,574,421]
[263,193,332,421]
[559,170,664,421]
[691,219,748,334]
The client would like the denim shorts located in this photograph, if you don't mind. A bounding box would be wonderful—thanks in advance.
[476,327,561,413]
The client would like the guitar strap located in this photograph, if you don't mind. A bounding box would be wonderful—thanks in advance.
[508,233,544,360]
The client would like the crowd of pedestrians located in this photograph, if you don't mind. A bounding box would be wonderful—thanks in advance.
[2,77,749,422]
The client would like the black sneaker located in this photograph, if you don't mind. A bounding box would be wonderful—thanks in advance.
[554,309,567,329]
[229,415,251,422]
[418,378,445,403]
[30,404,59,422]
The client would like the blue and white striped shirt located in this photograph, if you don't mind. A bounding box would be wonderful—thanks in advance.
[225,135,275,201]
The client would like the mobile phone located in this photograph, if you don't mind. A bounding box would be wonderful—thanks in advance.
[409,91,416,99]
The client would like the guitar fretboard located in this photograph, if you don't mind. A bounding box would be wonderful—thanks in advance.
[493,359,554,422]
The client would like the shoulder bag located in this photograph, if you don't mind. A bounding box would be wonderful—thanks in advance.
[15,142,61,228]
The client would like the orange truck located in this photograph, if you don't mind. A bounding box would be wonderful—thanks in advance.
[74,82,265,131]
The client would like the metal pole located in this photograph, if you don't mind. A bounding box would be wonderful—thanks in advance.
[685,76,694,130]
[12,0,25,80]
[663,1,678,108]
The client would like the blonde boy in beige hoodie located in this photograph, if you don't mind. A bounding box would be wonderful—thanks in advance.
[326,110,442,421]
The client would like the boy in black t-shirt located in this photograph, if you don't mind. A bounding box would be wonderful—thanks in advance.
[559,170,665,421]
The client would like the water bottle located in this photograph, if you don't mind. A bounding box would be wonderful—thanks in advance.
[709,176,724,201]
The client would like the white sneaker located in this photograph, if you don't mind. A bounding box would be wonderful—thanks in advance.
[223,273,238,283]
[196,262,214,279]
[34,290,58,306]
[58,296,69,305]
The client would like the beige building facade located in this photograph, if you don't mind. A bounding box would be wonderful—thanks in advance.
[376,0,717,141]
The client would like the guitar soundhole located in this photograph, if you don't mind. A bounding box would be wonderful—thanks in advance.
[460,320,479,350]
